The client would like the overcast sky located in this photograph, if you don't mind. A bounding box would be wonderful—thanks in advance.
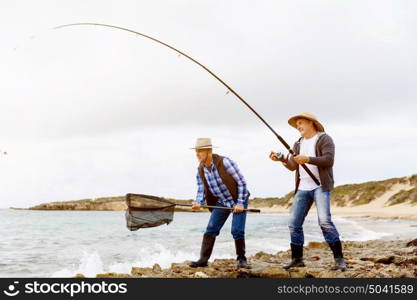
[0,0,416,208]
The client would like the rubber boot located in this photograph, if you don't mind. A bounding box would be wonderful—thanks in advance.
[235,239,251,269]
[283,243,305,269]
[189,234,216,268]
[328,241,347,271]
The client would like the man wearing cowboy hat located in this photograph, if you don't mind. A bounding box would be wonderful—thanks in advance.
[269,113,347,271]
[189,138,250,269]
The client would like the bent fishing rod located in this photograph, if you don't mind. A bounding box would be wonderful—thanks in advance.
[54,22,320,185]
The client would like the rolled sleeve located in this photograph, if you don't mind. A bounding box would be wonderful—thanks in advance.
[196,173,206,205]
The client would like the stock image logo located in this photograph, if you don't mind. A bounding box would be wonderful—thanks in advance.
[3,281,20,297]
[2,280,128,297]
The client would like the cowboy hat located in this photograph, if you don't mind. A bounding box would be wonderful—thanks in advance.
[288,112,325,132]
[190,138,218,150]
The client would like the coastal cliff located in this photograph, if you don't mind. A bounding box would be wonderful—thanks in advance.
[28,196,194,212]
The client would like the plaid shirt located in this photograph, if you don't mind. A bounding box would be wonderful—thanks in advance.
[196,156,249,208]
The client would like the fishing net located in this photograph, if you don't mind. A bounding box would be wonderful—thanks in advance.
[125,193,176,231]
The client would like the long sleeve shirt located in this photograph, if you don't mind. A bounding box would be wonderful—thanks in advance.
[196,156,248,208]
[283,132,335,193]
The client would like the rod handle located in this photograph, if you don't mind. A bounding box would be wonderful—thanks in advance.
[177,203,261,213]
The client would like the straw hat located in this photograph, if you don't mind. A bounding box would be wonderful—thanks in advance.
[190,138,218,150]
[288,112,325,132]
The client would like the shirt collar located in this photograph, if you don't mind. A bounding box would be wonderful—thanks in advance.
[203,161,215,172]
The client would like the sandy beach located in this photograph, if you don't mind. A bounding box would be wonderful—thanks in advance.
[258,204,417,220]
[257,181,417,220]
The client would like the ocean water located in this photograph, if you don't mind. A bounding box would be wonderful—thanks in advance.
[1,209,416,277]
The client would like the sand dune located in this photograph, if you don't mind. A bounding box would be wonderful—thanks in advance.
[259,181,417,219]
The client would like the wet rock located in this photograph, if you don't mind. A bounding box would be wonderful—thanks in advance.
[306,241,327,249]
[288,268,312,278]
[317,269,347,278]
[194,271,208,278]
[96,272,131,278]
[246,266,289,278]
[376,256,396,264]
[360,255,417,265]
[393,256,417,265]
[131,267,159,277]
[152,264,162,272]
[360,256,394,264]
[343,241,365,248]
[252,252,277,263]
[237,261,289,278]
[406,239,417,247]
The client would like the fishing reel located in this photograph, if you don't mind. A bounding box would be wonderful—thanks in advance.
[272,151,288,162]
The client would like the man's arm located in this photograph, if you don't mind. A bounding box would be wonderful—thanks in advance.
[282,141,299,171]
[308,135,335,168]
[223,157,248,206]
[195,173,206,205]
[282,153,298,171]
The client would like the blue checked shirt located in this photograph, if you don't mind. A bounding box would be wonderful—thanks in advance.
[196,156,249,208]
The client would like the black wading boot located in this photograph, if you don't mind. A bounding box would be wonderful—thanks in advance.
[235,239,251,269]
[283,243,305,269]
[328,241,347,271]
[189,234,216,268]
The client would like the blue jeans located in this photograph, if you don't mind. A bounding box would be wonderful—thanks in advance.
[205,202,247,240]
[288,186,340,246]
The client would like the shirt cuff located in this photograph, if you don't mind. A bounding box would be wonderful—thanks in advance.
[197,199,205,205]
[308,156,318,165]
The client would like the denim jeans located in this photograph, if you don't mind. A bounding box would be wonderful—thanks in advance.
[288,186,340,246]
[204,202,247,240]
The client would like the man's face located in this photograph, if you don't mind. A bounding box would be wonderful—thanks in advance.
[196,149,210,163]
[296,118,315,137]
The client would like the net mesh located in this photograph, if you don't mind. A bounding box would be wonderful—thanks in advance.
[125,193,176,231]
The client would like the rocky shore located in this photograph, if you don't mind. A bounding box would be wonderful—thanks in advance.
[75,239,417,278]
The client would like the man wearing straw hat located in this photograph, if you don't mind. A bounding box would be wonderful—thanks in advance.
[189,138,250,269]
[269,113,347,271]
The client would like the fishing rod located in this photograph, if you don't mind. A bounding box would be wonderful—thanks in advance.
[53,23,320,185]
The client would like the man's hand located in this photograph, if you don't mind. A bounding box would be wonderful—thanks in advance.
[294,155,309,165]
[269,151,279,161]
[191,202,201,210]
[269,151,286,162]
[233,204,244,213]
